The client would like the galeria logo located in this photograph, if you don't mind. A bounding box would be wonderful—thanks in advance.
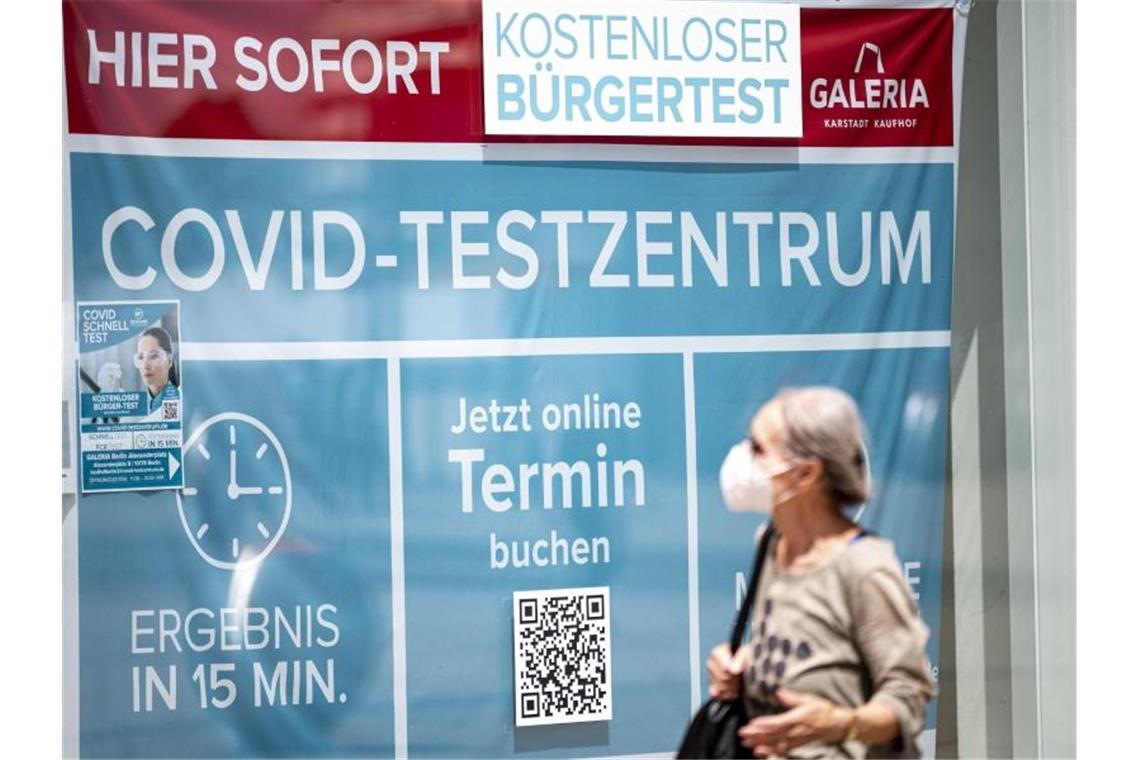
[808,42,930,111]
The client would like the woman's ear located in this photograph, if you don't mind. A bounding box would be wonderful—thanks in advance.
[797,458,825,489]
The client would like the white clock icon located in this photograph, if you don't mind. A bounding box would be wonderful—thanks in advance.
[176,412,292,570]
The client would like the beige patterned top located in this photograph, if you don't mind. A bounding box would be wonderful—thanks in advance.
[742,533,936,759]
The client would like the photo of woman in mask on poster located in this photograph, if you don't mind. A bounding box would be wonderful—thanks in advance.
[134,325,180,421]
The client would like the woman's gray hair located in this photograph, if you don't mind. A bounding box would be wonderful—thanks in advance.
[773,386,871,507]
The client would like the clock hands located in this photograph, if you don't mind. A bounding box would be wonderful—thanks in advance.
[224,425,277,500]
[226,445,246,500]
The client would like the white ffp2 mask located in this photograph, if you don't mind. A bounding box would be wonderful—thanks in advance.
[718,440,794,514]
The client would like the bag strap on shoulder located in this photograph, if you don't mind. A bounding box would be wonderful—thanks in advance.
[729,524,777,653]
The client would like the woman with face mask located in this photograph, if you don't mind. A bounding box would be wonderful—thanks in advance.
[134,326,180,419]
[706,387,935,759]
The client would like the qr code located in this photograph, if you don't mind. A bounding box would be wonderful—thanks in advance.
[161,400,180,420]
[512,586,612,727]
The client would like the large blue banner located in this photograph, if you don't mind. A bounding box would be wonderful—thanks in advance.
[70,151,953,757]
[65,2,965,757]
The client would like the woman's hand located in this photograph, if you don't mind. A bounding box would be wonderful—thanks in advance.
[706,642,749,700]
[737,690,849,757]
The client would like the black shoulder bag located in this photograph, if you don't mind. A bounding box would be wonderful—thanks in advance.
[677,524,778,759]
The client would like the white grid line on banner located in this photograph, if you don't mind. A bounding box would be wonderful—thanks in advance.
[180,331,952,362]
[66,135,958,166]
